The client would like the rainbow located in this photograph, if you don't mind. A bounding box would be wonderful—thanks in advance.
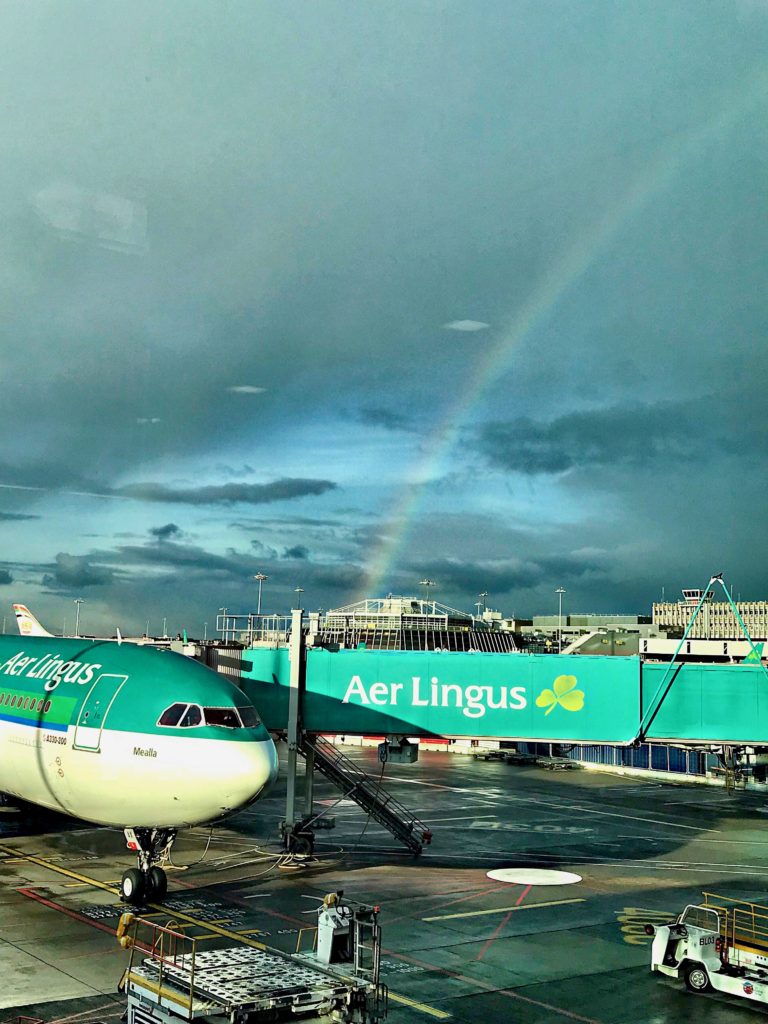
[360,65,768,599]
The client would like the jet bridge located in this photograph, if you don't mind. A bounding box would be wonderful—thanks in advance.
[238,577,768,853]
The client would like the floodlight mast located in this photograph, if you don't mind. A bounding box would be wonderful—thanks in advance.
[555,588,566,653]
[254,573,269,615]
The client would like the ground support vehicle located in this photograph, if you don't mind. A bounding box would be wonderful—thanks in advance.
[650,892,768,1005]
[536,757,579,771]
[471,749,510,762]
[117,893,386,1023]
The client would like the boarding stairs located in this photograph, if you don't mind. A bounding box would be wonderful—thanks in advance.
[299,735,432,854]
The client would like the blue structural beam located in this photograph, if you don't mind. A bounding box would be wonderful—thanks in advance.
[241,648,768,745]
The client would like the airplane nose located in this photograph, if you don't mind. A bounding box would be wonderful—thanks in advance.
[219,738,279,812]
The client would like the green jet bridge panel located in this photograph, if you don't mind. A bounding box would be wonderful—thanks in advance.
[241,648,768,746]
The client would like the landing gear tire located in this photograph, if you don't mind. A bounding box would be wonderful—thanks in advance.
[685,963,711,992]
[147,866,168,902]
[120,868,146,905]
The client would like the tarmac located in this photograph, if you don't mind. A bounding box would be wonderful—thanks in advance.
[3,746,768,1023]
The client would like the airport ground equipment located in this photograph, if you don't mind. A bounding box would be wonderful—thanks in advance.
[649,892,768,1005]
[288,734,433,855]
[472,748,510,762]
[117,900,386,1023]
[279,610,432,857]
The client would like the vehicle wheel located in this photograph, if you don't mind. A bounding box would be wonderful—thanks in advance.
[685,963,711,992]
[147,866,168,902]
[120,868,146,905]
[291,834,313,856]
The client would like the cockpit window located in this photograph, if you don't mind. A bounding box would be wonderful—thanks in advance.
[204,706,241,729]
[179,704,203,728]
[238,705,260,728]
[158,702,187,727]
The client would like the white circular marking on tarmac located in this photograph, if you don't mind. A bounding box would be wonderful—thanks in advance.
[486,868,582,885]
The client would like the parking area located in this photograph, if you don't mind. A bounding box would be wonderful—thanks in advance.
[4,748,768,1022]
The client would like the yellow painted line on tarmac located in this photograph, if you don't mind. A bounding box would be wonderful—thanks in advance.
[388,991,451,1019]
[63,879,120,887]
[423,897,585,921]
[0,842,120,895]
[1,842,445,1019]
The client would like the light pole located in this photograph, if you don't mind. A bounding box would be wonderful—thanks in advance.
[479,591,488,615]
[203,622,208,642]
[74,598,84,638]
[419,578,436,611]
[254,573,269,615]
[162,616,167,638]
[555,587,566,653]
[145,619,150,637]
[219,607,228,640]
[294,586,304,607]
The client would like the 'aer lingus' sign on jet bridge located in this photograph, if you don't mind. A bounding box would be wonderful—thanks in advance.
[242,648,768,744]
[242,650,640,742]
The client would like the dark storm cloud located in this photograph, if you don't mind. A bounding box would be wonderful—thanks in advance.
[150,523,182,541]
[114,541,243,575]
[356,407,415,432]
[475,396,766,475]
[114,479,338,506]
[0,511,40,521]
[406,551,608,598]
[283,545,309,560]
[43,553,115,589]
[0,569,13,585]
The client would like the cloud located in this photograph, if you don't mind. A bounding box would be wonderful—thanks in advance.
[443,320,490,332]
[283,544,309,559]
[0,569,13,585]
[114,478,338,505]
[404,551,608,597]
[137,417,162,424]
[357,407,414,432]
[474,398,755,475]
[0,511,40,521]
[33,180,148,253]
[150,523,182,541]
[43,553,115,589]
[227,385,267,394]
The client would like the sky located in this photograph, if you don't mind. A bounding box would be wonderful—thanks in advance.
[0,0,766,638]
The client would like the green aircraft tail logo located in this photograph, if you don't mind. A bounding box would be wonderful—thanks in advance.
[536,674,585,715]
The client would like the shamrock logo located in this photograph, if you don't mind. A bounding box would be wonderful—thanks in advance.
[535,675,585,715]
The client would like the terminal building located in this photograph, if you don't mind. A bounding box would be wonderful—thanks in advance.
[653,588,768,639]
[314,595,518,653]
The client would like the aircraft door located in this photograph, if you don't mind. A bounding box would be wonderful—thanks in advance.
[72,674,127,752]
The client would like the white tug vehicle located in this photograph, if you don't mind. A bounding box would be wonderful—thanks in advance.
[650,892,768,1005]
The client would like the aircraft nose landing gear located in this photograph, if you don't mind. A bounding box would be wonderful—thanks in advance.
[121,827,175,904]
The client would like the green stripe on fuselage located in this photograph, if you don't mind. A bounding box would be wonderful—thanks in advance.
[0,686,76,728]
[0,636,270,743]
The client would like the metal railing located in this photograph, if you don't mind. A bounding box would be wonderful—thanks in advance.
[122,916,197,1018]
[703,892,768,952]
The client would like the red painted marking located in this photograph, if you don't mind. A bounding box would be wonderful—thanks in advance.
[386,882,513,926]
[516,883,532,905]
[47,1008,123,1024]
[475,883,532,960]
[475,910,514,961]
[387,949,605,1023]
[18,887,118,936]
